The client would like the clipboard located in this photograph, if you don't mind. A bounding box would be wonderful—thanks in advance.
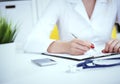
[41,52,119,61]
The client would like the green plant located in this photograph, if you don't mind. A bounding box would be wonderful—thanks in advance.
[0,16,17,44]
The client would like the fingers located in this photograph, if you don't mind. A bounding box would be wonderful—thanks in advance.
[73,39,92,49]
[68,39,92,55]
[103,39,114,53]
[102,39,120,53]
[71,41,88,51]
[69,47,85,55]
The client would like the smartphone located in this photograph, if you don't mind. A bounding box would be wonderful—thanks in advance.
[31,58,56,66]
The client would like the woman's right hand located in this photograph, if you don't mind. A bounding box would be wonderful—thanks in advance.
[47,39,93,55]
[66,39,93,55]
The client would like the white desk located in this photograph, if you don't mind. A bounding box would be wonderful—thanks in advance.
[1,52,120,84]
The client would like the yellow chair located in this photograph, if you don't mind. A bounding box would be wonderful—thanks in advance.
[50,25,117,40]
[111,26,117,39]
[50,25,59,40]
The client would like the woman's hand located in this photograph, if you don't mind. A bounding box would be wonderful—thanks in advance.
[66,39,93,55]
[47,39,93,55]
[102,39,120,53]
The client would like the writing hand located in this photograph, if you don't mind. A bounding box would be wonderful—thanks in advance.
[47,39,94,55]
[67,39,94,55]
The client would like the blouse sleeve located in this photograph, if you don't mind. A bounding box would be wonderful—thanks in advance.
[24,0,61,53]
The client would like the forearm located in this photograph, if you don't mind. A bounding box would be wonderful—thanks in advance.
[47,40,70,54]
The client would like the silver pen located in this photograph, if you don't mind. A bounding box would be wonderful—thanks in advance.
[71,33,96,51]
[71,33,78,39]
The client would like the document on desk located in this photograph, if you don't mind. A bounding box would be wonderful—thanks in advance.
[41,50,119,61]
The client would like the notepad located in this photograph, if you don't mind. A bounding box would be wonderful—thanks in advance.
[41,51,118,61]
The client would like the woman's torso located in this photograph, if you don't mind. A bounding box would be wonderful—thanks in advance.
[57,0,117,45]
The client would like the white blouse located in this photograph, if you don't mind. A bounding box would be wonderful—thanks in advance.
[24,0,120,53]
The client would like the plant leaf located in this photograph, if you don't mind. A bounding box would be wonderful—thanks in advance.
[0,16,18,44]
[1,22,11,43]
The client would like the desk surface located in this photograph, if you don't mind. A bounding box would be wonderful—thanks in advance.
[1,52,120,84]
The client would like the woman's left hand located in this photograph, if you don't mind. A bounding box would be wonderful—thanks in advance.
[102,39,120,53]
